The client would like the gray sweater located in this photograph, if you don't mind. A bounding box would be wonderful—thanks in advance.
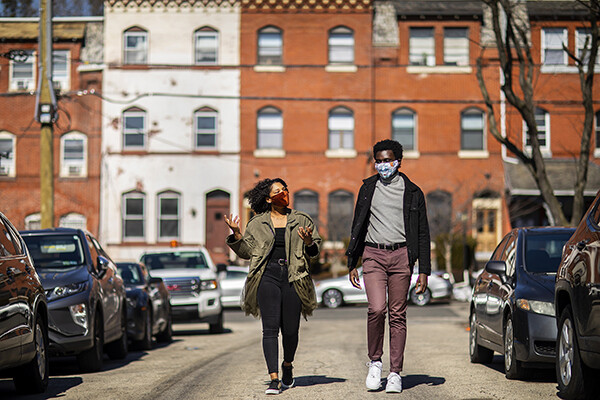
[365,173,406,244]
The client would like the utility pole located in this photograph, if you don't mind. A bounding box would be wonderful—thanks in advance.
[37,0,57,228]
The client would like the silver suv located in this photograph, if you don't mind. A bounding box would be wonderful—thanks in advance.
[140,247,223,333]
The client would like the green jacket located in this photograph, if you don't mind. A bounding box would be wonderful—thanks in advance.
[226,209,322,319]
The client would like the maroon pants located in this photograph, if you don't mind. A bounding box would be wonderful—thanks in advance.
[362,246,411,373]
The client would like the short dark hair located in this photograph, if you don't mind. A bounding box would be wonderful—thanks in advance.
[245,178,287,214]
[373,139,403,163]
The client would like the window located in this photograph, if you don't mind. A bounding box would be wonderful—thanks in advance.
[24,213,41,230]
[257,26,282,65]
[294,190,319,227]
[60,132,87,178]
[596,111,600,152]
[257,107,283,149]
[542,28,567,65]
[122,192,145,240]
[0,131,16,177]
[328,26,354,64]
[461,108,485,151]
[123,27,148,64]
[59,213,87,230]
[328,107,354,150]
[392,109,416,151]
[194,108,218,149]
[195,27,218,65]
[158,192,180,240]
[576,28,600,65]
[524,108,550,153]
[10,50,35,91]
[122,108,146,149]
[327,190,353,242]
[52,50,70,91]
[444,28,469,66]
[409,28,435,66]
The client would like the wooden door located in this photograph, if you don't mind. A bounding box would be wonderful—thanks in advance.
[205,190,230,265]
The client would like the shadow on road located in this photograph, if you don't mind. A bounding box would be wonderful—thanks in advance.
[293,375,346,387]
[479,355,556,383]
[401,374,446,390]
[173,327,234,336]
[0,376,84,399]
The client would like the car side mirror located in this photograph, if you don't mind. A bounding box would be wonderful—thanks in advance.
[97,256,110,274]
[485,260,507,282]
[149,276,163,285]
[216,263,227,273]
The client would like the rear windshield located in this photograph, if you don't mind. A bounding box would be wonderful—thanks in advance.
[524,232,573,273]
[23,234,85,268]
[141,251,208,270]
[117,263,143,285]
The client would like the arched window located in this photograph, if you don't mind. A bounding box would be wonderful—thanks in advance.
[294,190,319,227]
[392,108,416,151]
[122,191,145,240]
[329,26,354,64]
[523,108,550,153]
[195,26,218,65]
[59,213,87,230]
[122,107,146,149]
[328,107,354,150]
[157,191,180,240]
[426,190,452,239]
[123,26,148,64]
[0,131,16,177]
[327,190,353,242]
[461,108,485,151]
[60,131,87,178]
[257,26,282,65]
[257,106,283,149]
[24,213,41,230]
[194,107,218,149]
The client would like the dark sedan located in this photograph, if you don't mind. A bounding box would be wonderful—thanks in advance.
[117,262,172,349]
[469,227,575,379]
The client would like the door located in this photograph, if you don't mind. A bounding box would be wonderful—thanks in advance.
[578,199,600,339]
[487,234,517,344]
[205,190,230,265]
[87,235,118,337]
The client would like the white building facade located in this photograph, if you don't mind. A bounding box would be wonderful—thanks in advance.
[101,0,240,263]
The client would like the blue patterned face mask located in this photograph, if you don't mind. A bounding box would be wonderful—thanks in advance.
[375,160,399,179]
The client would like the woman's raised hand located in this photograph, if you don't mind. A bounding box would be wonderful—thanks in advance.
[298,226,314,246]
[224,214,242,239]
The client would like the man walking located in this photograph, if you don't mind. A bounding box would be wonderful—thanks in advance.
[346,139,431,393]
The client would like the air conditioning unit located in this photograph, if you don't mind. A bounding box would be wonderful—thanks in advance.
[0,165,10,176]
[68,165,82,176]
[53,80,68,92]
[14,79,33,90]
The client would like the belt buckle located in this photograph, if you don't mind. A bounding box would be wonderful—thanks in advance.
[277,259,287,266]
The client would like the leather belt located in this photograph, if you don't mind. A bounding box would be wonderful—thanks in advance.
[365,242,406,251]
[271,258,287,266]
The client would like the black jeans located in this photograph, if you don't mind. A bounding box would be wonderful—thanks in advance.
[257,261,302,374]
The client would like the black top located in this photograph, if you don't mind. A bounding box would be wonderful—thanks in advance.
[270,227,286,262]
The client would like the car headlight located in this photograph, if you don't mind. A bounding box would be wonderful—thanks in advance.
[200,279,218,290]
[46,282,88,302]
[516,299,555,316]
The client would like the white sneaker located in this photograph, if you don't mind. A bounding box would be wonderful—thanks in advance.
[365,360,383,390]
[385,372,402,393]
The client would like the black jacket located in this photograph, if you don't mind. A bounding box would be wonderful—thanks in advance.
[345,173,431,275]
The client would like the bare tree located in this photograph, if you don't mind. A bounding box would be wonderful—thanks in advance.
[476,0,599,226]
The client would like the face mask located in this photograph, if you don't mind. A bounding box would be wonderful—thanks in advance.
[375,160,399,179]
[270,191,289,207]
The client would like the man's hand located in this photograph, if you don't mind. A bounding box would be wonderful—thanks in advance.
[349,269,361,289]
[415,273,428,294]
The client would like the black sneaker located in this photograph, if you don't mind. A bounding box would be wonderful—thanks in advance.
[281,362,295,388]
[265,379,281,395]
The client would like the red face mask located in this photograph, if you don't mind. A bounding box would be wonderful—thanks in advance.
[270,191,289,207]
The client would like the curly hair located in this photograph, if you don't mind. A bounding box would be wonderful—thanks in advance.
[245,178,288,214]
[373,139,403,166]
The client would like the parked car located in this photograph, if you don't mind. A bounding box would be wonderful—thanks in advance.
[116,262,173,349]
[219,266,249,309]
[0,212,49,393]
[21,228,128,372]
[140,247,223,333]
[315,267,453,308]
[555,192,600,399]
[469,227,575,380]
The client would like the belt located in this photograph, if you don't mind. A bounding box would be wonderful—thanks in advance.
[365,242,406,251]
[269,258,288,266]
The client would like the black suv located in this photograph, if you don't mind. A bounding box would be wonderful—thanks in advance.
[21,228,128,372]
[555,191,600,399]
[0,212,49,393]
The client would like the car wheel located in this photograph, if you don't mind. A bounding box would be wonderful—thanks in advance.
[410,287,431,306]
[504,315,528,380]
[322,289,343,309]
[106,305,128,360]
[469,310,493,364]
[77,312,104,372]
[209,311,224,334]
[135,306,153,350]
[13,314,49,394]
[156,305,173,343]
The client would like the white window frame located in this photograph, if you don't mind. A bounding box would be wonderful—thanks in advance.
[9,50,35,91]
[328,26,355,65]
[523,108,552,157]
[594,111,600,158]
[257,26,283,66]
[409,27,435,66]
[576,28,600,66]
[391,108,418,156]
[52,50,70,92]
[542,28,567,65]
[328,107,354,151]
[122,109,147,150]
[60,131,87,178]
[24,213,41,230]
[460,108,486,153]
[123,29,148,65]
[157,192,181,241]
[194,109,218,149]
[257,107,283,150]
[194,29,219,65]
[0,131,16,178]
[59,213,87,230]
[443,27,469,66]
[122,192,145,241]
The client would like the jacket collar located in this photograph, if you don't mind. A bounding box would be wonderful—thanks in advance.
[254,209,300,229]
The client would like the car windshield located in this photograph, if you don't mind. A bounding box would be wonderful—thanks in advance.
[117,263,143,285]
[524,232,573,273]
[23,234,85,268]
[141,251,209,270]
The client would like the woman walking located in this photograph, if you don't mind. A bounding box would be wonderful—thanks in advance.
[225,178,321,395]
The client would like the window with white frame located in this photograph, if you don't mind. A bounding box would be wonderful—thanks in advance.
[10,50,35,91]
[122,108,146,149]
[542,28,567,65]
[328,26,354,64]
[595,111,600,153]
[328,190,354,242]
[60,132,87,178]
[194,108,218,149]
[122,192,145,240]
[59,213,87,230]
[157,192,180,240]
[24,213,41,230]
[0,132,16,177]
[461,108,485,151]
[257,107,283,149]
[524,108,550,153]
[257,26,282,65]
[409,28,435,66]
[392,108,416,151]
[52,50,70,91]
[123,27,148,65]
[328,107,354,150]
[576,28,600,65]
[444,28,469,66]
[195,27,218,65]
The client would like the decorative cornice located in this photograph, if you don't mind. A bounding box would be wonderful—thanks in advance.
[105,0,237,8]
[241,0,372,13]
